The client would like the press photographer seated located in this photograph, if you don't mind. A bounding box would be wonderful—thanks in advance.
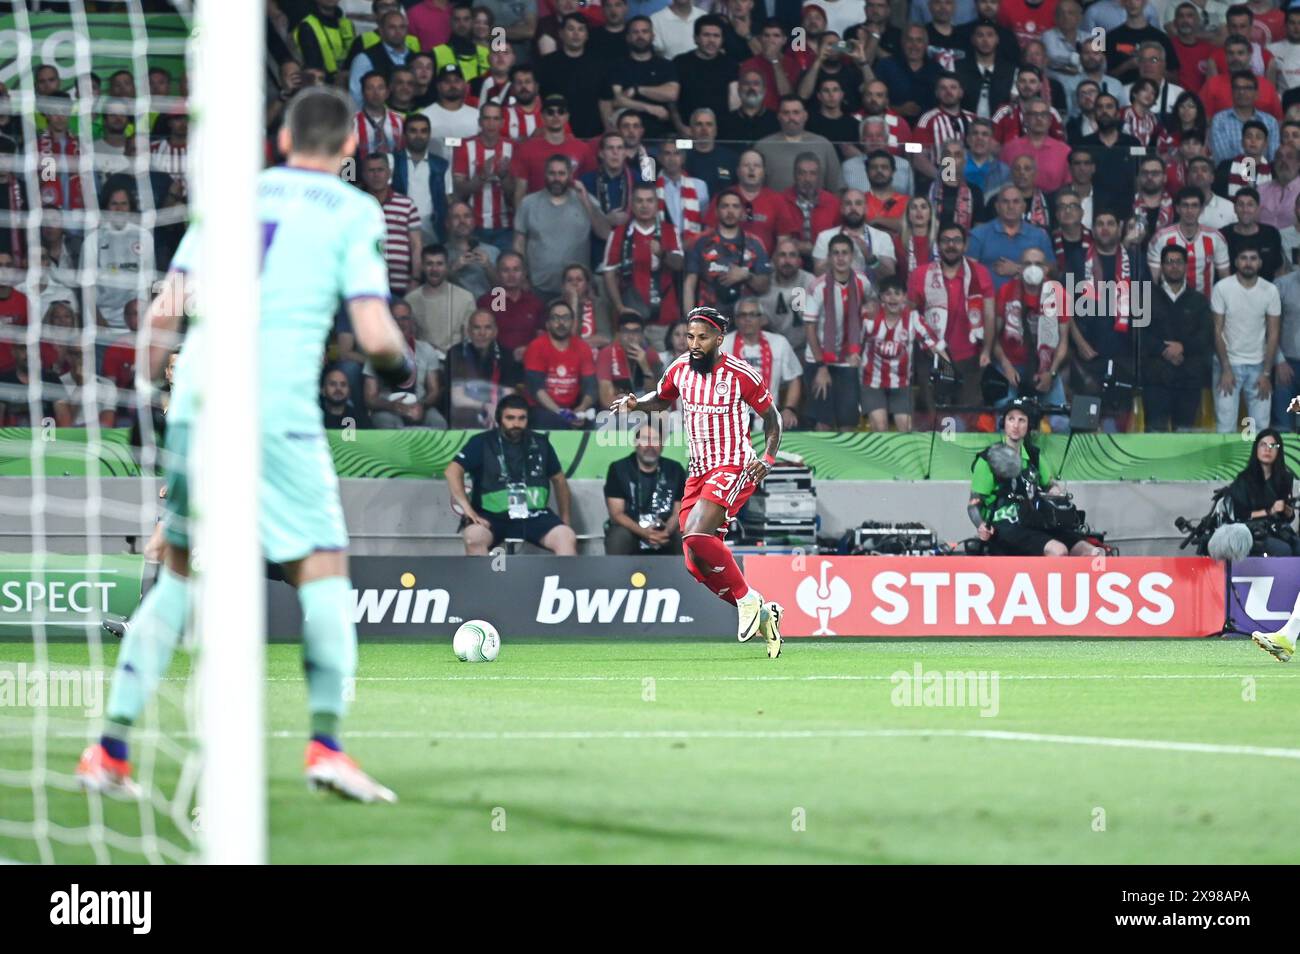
[1226,429,1300,557]
[603,424,686,556]
[967,400,1104,558]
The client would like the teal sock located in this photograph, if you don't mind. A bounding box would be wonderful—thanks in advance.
[299,576,357,727]
[105,566,190,729]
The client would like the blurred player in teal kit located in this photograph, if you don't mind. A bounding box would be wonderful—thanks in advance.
[77,88,413,803]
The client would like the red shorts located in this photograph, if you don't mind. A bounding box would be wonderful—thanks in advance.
[679,465,758,537]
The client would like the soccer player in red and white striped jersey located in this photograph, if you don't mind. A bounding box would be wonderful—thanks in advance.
[609,306,785,657]
[452,101,515,231]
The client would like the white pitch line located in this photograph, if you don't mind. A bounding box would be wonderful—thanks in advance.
[255,673,1300,683]
[6,727,1299,761]
[259,727,1300,760]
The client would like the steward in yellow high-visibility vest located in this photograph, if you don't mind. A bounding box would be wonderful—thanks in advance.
[431,40,490,84]
[294,3,358,80]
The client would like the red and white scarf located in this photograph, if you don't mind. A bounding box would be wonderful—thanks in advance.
[1083,244,1134,331]
[578,297,596,339]
[928,181,974,230]
[733,331,773,388]
[1001,282,1062,374]
[922,258,984,345]
[1134,192,1175,233]
[1053,226,1092,274]
[475,75,512,106]
[896,233,935,280]
[657,174,703,236]
[1024,189,1049,228]
[4,175,25,261]
[819,271,865,363]
[35,133,81,210]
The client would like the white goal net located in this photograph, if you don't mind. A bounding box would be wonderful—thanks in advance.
[0,0,264,865]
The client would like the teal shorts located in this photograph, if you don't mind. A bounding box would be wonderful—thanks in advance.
[162,424,348,564]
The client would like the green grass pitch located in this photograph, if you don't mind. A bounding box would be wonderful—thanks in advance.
[1,638,1298,864]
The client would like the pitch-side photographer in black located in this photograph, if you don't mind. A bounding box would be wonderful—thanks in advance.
[967,399,1105,557]
[603,422,687,554]
[1227,428,1300,555]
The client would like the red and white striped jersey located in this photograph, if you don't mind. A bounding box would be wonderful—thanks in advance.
[452,136,514,230]
[353,108,404,154]
[503,106,540,142]
[1146,225,1230,298]
[656,352,773,477]
[913,107,976,158]
[861,308,941,390]
[149,139,187,179]
[474,74,513,106]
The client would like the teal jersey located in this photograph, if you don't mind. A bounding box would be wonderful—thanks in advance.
[168,166,390,431]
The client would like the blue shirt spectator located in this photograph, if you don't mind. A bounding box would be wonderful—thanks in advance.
[1209,109,1279,166]
[968,187,1055,292]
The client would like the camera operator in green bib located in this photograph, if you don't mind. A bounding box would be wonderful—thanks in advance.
[446,393,578,555]
[967,398,1104,557]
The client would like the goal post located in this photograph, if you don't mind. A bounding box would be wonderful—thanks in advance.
[190,0,266,865]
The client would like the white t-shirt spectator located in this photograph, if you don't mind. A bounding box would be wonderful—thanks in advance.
[1269,38,1300,92]
[420,102,481,160]
[650,5,704,59]
[815,0,868,38]
[59,370,118,426]
[1200,193,1238,231]
[92,138,129,185]
[81,221,155,332]
[811,225,895,274]
[1211,273,1282,366]
[721,329,801,398]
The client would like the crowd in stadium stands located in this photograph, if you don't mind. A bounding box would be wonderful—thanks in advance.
[13,0,1300,437]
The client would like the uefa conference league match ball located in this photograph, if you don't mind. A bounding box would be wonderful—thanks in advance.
[453,620,501,663]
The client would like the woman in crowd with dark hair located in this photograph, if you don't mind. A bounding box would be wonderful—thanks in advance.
[658,318,690,367]
[1167,90,1208,148]
[1229,428,1300,556]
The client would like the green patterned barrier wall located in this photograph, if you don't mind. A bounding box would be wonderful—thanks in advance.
[0,428,1283,482]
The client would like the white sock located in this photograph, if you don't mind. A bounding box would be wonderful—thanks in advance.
[1281,612,1300,642]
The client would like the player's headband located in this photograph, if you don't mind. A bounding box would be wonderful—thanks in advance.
[688,310,725,332]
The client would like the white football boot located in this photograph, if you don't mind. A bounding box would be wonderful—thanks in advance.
[760,601,783,659]
[736,590,764,642]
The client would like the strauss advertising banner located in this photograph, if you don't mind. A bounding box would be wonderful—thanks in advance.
[742,556,1226,637]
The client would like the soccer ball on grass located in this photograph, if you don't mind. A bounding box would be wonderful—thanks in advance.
[453,620,500,662]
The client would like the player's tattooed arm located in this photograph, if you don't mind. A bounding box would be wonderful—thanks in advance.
[609,391,671,413]
[744,403,783,483]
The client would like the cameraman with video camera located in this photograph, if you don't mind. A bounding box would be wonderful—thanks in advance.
[1226,429,1300,556]
[967,398,1105,557]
